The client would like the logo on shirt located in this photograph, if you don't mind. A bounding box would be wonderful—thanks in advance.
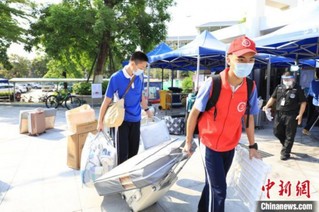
[242,39,251,47]
[237,102,246,112]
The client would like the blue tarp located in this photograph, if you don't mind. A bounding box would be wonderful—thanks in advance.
[0,78,9,83]
[150,30,226,71]
[255,54,317,68]
[255,2,319,60]
[147,42,173,63]
[122,42,173,66]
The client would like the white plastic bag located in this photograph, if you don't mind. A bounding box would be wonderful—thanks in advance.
[80,131,117,187]
[140,117,170,150]
[265,108,273,121]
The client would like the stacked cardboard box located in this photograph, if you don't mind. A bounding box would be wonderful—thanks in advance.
[67,120,98,170]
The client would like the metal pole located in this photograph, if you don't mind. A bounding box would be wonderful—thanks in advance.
[266,55,271,100]
[309,115,319,132]
[171,70,174,87]
[161,68,164,90]
[147,64,150,99]
[195,54,200,91]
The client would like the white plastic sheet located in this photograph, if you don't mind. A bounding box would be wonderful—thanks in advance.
[227,145,271,212]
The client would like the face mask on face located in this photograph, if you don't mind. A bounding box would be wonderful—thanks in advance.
[283,80,293,87]
[133,69,143,76]
[234,63,254,78]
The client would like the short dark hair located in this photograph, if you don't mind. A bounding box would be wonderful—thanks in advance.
[130,51,148,62]
[282,71,293,77]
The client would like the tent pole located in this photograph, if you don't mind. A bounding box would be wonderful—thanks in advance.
[195,54,200,91]
[171,70,174,87]
[266,55,271,100]
[161,68,164,90]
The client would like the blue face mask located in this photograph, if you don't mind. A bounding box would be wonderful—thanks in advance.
[234,63,254,78]
[133,69,143,76]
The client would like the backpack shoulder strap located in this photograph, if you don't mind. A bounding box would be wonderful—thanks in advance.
[246,78,254,100]
[245,77,254,128]
[205,75,222,120]
[205,75,222,111]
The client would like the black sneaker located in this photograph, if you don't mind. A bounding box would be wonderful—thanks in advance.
[280,155,290,160]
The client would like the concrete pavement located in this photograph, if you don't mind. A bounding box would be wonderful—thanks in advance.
[0,104,318,212]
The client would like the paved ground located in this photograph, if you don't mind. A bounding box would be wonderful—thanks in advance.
[0,104,318,212]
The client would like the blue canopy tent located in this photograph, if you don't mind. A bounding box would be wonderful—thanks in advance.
[255,2,319,60]
[144,42,173,93]
[254,3,319,98]
[150,30,226,90]
[121,42,173,97]
[122,42,173,66]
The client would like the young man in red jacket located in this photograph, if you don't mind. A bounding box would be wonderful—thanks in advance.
[183,36,261,212]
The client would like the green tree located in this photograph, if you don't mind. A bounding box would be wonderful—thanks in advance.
[0,54,31,78]
[0,0,30,69]
[30,55,49,77]
[26,1,97,79]
[27,0,174,82]
[181,72,194,93]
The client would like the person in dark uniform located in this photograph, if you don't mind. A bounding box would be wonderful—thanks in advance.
[263,71,307,160]
[303,68,319,135]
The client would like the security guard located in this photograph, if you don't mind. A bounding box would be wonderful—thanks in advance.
[263,71,307,160]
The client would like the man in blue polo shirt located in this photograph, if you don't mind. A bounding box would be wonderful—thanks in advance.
[97,51,152,164]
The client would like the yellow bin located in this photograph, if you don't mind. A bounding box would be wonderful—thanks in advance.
[159,90,172,110]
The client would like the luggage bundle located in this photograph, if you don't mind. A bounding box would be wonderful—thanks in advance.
[94,138,184,195]
[28,109,46,136]
[19,108,57,135]
[94,138,191,211]
[91,116,194,212]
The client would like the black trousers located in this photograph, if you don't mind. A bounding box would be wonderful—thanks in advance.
[273,112,298,157]
[111,121,140,165]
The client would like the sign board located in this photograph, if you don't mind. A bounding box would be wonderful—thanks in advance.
[91,84,102,99]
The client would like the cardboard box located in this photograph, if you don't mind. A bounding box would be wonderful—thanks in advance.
[66,105,96,134]
[69,120,98,135]
[67,121,98,170]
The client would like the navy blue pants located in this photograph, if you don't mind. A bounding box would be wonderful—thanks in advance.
[198,145,235,212]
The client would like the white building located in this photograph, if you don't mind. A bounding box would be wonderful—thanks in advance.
[166,0,318,45]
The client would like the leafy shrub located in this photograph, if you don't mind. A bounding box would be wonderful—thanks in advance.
[181,76,193,93]
[73,80,109,95]
[0,91,13,96]
[72,82,91,95]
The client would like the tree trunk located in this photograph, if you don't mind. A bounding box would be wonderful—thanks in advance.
[63,70,67,90]
[94,31,109,83]
[94,0,113,83]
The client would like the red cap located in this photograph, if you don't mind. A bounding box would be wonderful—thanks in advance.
[228,36,257,56]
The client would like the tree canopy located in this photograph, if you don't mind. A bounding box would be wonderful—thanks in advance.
[0,0,30,70]
[27,0,174,81]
